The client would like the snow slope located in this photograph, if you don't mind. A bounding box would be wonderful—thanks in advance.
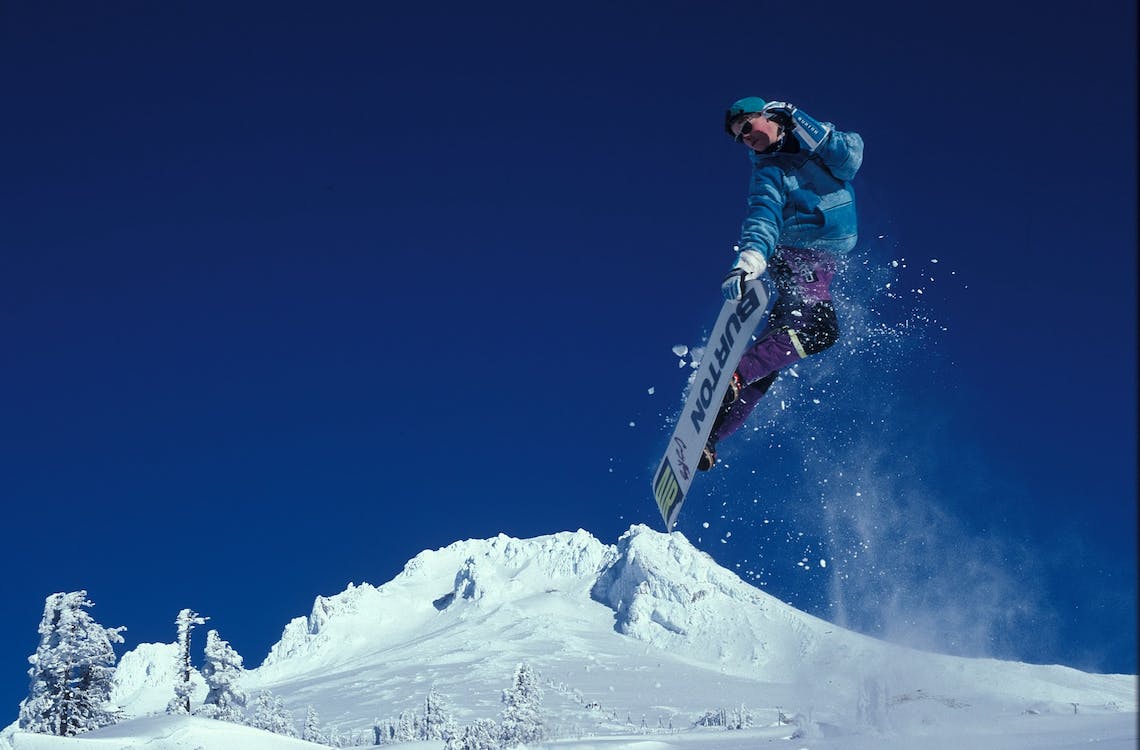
[3,525,1135,749]
[5,712,1138,750]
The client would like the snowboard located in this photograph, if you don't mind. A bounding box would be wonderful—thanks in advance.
[653,279,770,531]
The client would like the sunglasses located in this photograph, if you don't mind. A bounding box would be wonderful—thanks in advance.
[732,114,773,143]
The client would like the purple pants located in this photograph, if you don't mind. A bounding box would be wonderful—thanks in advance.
[712,247,840,442]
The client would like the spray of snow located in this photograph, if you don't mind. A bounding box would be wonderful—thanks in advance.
[648,246,1045,666]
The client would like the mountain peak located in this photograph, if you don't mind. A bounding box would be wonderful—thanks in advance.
[105,525,1134,739]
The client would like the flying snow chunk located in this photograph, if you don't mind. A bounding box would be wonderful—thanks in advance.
[672,344,689,357]
[647,387,655,395]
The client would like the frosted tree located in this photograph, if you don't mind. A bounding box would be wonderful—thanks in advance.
[695,708,727,727]
[424,685,458,741]
[196,629,246,722]
[727,704,753,730]
[395,708,419,741]
[250,691,274,731]
[18,591,126,736]
[302,704,329,745]
[166,609,208,715]
[445,718,502,750]
[499,662,544,748]
[251,690,297,737]
[372,718,391,745]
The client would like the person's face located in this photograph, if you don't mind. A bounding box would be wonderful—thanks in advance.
[731,113,782,152]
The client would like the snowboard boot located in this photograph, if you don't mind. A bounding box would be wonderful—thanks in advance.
[699,388,738,472]
[698,441,717,471]
[722,371,743,405]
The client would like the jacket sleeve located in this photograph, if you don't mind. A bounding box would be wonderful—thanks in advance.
[814,128,863,182]
[738,160,786,260]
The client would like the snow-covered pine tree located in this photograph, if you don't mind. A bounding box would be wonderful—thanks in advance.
[274,693,298,737]
[166,609,208,715]
[727,703,753,730]
[445,717,501,750]
[20,595,69,734]
[499,663,544,748]
[302,704,329,745]
[372,718,392,745]
[196,629,246,722]
[18,591,126,736]
[251,690,297,737]
[251,691,274,732]
[424,686,458,741]
[694,708,727,727]
[395,707,419,741]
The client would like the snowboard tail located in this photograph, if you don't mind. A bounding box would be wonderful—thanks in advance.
[653,457,685,531]
[653,280,770,531]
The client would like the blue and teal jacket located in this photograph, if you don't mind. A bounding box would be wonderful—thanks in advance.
[738,125,864,259]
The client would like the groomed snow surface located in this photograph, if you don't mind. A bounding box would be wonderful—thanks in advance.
[3,526,1135,749]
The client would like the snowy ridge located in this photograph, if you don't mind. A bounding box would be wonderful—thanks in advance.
[591,525,865,672]
[257,530,615,675]
[590,527,1135,711]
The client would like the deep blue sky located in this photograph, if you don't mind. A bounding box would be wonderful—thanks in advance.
[2,1,1135,717]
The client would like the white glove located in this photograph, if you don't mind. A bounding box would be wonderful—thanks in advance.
[721,249,767,301]
[761,101,832,153]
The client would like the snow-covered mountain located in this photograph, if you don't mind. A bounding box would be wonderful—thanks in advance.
[5,525,1136,749]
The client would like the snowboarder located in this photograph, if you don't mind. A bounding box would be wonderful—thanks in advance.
[701,96,864,470]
